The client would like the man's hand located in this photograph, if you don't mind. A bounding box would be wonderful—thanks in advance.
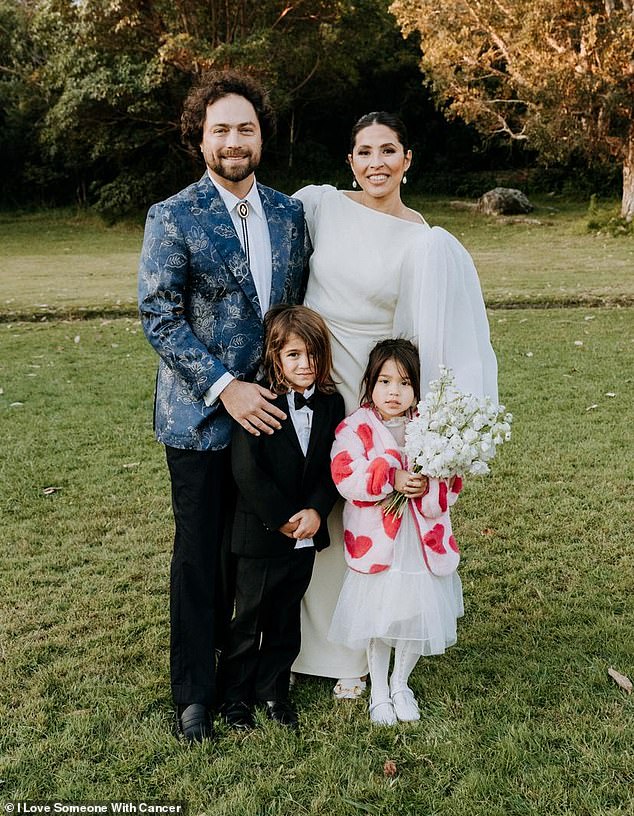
[219,379,286,436]
[288,508,321,539]
[279,519,300,539]
[394,469,428,498]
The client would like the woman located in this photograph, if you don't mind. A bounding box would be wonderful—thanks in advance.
[291,112,498,696]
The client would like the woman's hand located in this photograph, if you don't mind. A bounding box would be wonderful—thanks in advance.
[394,469,428,498]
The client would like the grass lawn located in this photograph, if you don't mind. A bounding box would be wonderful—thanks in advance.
[1,204,632,814]
[1,196,632,319]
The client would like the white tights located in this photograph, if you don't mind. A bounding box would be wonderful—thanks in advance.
[367,638,421,702]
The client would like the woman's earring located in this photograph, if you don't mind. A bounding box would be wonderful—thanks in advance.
[402,175,408,185]
[352,178,358,189]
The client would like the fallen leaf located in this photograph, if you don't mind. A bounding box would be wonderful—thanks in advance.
[481,528,496,536]
[42,487,62,496]
[10,402,24,408]
[585,404,598,411]
[74,335,80,344]
[574,340,584,346]
[383,760,398,777]
[605,392,616,397]
[122,462,140,469]
[608,667,632,694]
[584,315,595,321]
[525,352,534,358]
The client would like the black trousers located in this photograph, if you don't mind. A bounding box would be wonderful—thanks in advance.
[165,445,236,708]
[217,548,315,703]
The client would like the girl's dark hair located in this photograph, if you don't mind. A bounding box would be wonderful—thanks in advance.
[360,338,421,406]
[349,111,410,154]
[181,70,276,155]
[263,304,337,395]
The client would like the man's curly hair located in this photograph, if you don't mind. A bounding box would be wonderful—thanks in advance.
[181,70,276,156]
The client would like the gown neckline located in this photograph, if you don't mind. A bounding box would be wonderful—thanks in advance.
[340,190,429,228]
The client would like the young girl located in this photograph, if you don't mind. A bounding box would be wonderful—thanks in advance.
[218,304,345,731]
[329,339,463,725]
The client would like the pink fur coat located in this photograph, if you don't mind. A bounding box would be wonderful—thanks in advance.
[330,406,462,577]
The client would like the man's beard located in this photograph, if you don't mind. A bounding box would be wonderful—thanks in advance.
[208,151,260,182]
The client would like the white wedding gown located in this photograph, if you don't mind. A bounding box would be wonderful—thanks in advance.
[291,185,497,679]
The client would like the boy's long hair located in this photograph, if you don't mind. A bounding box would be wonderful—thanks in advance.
[263,304,337,395]
[360,338,421,406]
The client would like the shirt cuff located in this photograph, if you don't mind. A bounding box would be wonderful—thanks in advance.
[203,372,235,407]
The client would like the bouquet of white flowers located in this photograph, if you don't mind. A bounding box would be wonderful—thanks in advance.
[382,366,512,518]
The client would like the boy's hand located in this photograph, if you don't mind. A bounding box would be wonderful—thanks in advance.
[394,469,428,498]
[279,519,300,539]
[288,508,321,539]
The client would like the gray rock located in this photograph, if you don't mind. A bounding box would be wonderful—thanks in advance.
[478,187,533,215]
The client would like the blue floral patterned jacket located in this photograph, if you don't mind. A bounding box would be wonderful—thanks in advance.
[138,173,310,451]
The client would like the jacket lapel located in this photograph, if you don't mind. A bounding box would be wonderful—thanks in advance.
[259,184,290,308]
[277,394,305,458]
[304,392,329,471]
[189,174,260,315]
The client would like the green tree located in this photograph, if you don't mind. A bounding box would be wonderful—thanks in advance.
[0,0,422,213]
[390,0,634,219]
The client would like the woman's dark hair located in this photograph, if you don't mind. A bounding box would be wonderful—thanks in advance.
[181,70,276,154]
[360,338,421,407]
[263,304,337,395]
[349,111,409,154]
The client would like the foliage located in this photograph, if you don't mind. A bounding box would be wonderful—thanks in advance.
[390,0,634,218]
[0,0,426,211]
[587,193,634,235]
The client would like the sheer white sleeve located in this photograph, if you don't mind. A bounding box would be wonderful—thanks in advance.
[394,226,498,402]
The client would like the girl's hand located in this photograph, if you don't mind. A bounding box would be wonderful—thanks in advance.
[394,469,428,498]
[288,508,321,539]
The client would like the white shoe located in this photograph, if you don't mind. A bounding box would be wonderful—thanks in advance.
[333,677,367,699]
[369,699,397,726]
[390,686,420,722]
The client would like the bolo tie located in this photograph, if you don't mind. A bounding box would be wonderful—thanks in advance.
[237,200,250,268]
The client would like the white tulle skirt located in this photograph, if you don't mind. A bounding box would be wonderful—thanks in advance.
[328,511,464,657]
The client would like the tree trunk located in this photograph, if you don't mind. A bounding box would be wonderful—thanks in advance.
[622,123,634,222]
[288,109,295,170]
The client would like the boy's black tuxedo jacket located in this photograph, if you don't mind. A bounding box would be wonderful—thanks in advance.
[231,388,345,558]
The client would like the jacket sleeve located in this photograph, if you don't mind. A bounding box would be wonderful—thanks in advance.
[331,416,401,503]
[418,476,463,519]
[231,425,298,532]
[138,201,231,400]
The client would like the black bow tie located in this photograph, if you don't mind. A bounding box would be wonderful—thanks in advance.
[294,391,315,411]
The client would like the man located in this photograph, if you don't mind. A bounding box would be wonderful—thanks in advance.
[138,71,309,742]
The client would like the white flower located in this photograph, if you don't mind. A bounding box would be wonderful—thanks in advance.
[403,366,512,479]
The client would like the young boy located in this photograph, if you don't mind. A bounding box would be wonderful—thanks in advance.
[217,305,345,730]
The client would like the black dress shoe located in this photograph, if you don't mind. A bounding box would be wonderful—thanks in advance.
[264,699,299,730]
[176,703,213,743]
[222,701,255,731]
